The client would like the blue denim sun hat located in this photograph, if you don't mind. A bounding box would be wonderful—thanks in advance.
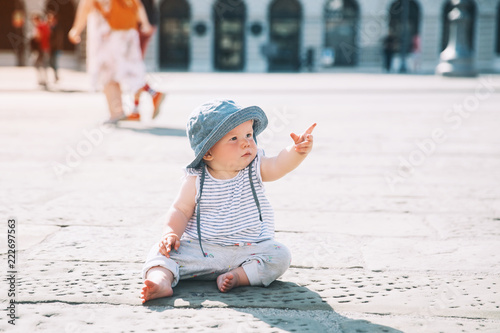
[186,99,268,169]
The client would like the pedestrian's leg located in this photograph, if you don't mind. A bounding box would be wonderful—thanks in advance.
[132,86,143,113]
[139,27,156,59]
[41,52,49,88]
[103,81,125,122]
[50,51,59,82]
[133,83,165,120]
[120,87,142,121]
[142,83,166,119]
[384,52,390,72]
[35,52,45,86]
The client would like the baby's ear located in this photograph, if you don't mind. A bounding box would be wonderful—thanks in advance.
[202,151,213,161]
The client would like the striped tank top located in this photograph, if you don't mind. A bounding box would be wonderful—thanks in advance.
[184,149,274,246]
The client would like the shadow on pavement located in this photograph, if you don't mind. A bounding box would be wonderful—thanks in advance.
[144,280,403,332]
[117,125,187,137]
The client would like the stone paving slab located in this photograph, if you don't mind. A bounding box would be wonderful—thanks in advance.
[360,238,500,273]
[0,303,369,333]
[273,211,500,238]
[12,222,500,274]
[2,69,500,332]
[19,226,155,263]
[19,206,166,227]
[268,184,500,215]
[273,211,433,236]
[10,258,499,320]
[5,303,500,333]
[279,231,500,272]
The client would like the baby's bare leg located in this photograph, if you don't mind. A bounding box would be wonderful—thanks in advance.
[216,266,250,293]
[140,266,174,304]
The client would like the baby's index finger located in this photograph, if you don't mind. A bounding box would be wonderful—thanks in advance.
[305,123,317,135]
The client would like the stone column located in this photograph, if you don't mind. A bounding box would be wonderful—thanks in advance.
[245,0,270,72]
[301,0,323,72]
[189,0,213,72]
[436,0,477,77]
[474,4,496,72]
[357,1,387,69]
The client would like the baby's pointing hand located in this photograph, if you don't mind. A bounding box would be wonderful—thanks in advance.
[290,123,316,155]
[159,233,180,258]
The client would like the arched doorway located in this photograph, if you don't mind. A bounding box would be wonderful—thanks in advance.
[441,0,476,52]
[213,0,246,71]
[45,0,76,51]
[269,0,302,72]
[159,0,190,70]
[497,1,500,55]
[324,0,360,66]
[0,0,25,50]
[388,0,421,54]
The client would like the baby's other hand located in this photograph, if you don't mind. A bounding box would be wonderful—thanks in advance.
[290,123,316,155]
[158,233,180,258]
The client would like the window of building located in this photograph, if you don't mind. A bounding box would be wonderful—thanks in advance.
[159,0,190,70]
[213,0,246,71]
[268,0,302,72]
[324,0,359,67]
[441,0,476,52]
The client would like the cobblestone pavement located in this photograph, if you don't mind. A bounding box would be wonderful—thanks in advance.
[1,67,499,332]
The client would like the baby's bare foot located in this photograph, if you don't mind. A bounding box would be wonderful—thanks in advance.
[140,267,174,304]
[217,272,239,292]
[217,267,250,293]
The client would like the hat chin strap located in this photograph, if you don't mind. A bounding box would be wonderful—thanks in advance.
[196,159,263,257]
[196,167,207,257]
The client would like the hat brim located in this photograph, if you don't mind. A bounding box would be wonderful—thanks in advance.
[186,106,268,169]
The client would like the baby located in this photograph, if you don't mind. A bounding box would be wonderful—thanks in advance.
[141,99,315,303]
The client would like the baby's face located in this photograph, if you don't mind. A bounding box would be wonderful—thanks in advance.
[204,120,257,171]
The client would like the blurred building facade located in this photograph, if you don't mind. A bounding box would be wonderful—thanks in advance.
[1,0,499,73]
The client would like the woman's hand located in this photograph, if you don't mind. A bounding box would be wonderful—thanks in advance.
[68,28,81,44]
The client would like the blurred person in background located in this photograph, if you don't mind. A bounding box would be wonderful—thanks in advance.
[138,0,157,58]
[31,13,51,88]
[68,0,153,124]
[410,34,421,73]
[11,7,26,66]
[127,0,165,122]
[47,11,64,83]
[382,32,396,73]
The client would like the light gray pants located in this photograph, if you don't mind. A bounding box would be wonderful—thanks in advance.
[142,239,291,288]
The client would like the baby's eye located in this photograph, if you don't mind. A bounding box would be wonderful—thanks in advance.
[246,133,253,138]
[230,136,237,141]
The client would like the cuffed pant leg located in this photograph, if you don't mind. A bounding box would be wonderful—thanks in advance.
[142,243,181,287]
[240,240,292,287]
[169,239,231,281]
[142,240,225,287]
[143,239,291,288]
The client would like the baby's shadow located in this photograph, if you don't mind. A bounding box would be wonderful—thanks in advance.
[144,280,403,332]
